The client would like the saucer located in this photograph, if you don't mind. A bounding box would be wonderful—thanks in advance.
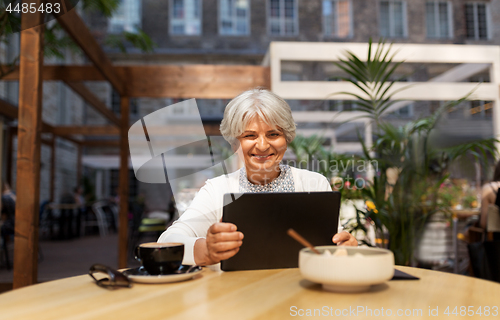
[122,265,203,284]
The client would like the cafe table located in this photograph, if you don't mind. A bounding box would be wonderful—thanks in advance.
[0,266,499,320]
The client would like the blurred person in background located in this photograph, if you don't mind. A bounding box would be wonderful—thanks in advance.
[480,160,500,240]
[1,181,16,269]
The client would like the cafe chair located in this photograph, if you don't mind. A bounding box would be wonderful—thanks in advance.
[81,201,109,237]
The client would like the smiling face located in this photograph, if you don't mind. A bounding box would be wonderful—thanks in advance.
[236,116,287,184]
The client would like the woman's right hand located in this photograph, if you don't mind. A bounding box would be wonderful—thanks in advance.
[194,222,244,266]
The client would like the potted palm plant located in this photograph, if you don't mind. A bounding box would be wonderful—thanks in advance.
[334,39,497,265]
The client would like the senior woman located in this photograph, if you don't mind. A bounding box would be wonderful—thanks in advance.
[158,88,357,266]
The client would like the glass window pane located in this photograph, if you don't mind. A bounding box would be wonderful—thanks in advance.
[379,1,390,37]
[173,0,184,18]
[236,7,246,17]
[185,23,200,35]
[392,2,404,37]
[222,20,232,29]
[270,0,280,17]
[227,0,234,13]
[221,0,248,35]
[236,21,247,33]
[109,0,142,34]
[465,4,476,38]
[323,0,332,16]
[477,4,487,39]
[171,0,202,35]
[438,2,449,37]
[323,0,333,36]
[193,0,200,18]
[285,20,295,33]
[172,24,184,34]
[270,19,281,34]
[220,0,229,17]
[284,0,295,18]
[337,1,350,38]
[426,2,436,38]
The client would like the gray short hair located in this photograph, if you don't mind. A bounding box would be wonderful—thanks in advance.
[220,88,296,145]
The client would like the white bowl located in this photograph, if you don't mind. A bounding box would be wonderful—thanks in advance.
[299,246,395,293]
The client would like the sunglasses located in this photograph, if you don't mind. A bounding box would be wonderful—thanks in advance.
[89,264,132,289]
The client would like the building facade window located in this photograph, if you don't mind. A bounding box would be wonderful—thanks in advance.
[465,2,490,40]
[219,0,250,35]
[108,0,142,34]
[425,1,453,39]
[268,0,298,36]
[322,0,352,38]
[379,1,407,38]
[169,0,202,35]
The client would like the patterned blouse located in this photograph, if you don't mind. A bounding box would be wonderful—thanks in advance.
[239,164,295,193]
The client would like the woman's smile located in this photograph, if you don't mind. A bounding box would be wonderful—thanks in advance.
[252,153,274,161]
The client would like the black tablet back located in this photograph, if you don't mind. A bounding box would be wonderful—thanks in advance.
[221,192,341,271]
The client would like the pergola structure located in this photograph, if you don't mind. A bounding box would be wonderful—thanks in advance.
[0,4,269,289]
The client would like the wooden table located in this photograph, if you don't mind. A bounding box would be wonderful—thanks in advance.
[0,267,499,319]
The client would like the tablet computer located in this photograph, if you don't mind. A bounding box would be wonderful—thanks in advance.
[221,192,341,271]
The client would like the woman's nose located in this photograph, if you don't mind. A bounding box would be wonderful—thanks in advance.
[255,136,270,151]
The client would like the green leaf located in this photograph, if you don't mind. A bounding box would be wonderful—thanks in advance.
[82,0,120,17]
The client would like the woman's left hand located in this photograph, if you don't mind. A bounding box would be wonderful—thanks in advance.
[332,231,358,246]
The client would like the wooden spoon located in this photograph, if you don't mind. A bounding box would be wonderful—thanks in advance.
[287,228,321,254]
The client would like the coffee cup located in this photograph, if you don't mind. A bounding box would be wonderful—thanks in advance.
[134,242,184,275]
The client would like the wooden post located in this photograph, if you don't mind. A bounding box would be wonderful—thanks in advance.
[50,136,56,202]
[13,3,44,288]
[118,97,130,268]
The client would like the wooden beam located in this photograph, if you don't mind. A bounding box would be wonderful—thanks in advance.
[118,97,129,269]
[2,65,104,81]
[40,137,52,145]
[65,81,121,127]
[0,107,218,138]
[2,65,271,98]
[51,6,125,95]
[203,123,222,136]
[0,99,19,119]
[51,125,119,136]
[118,65,271,98]
[0,104,82,145]
[13,4,44,289]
